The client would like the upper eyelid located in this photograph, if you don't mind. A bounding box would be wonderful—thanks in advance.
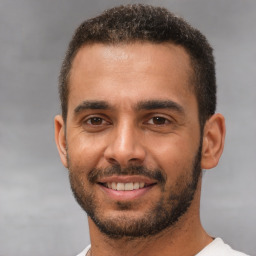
[143,113,175,121]
[149,116,170,121]
[87,117,107,123]
[81,114,111,124]
[145,116,172,125]
[79,112,175,123]
[82,113,109,119]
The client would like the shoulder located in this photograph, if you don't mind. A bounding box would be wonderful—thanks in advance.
[196,238,250,256]
[75,245,91,256]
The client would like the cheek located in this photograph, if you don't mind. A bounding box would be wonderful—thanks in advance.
[148,135,198,180]
[67,133,107,171]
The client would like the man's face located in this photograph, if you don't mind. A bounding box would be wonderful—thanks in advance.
[61,43,202,238]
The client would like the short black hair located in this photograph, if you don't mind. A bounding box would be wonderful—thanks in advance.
[59,4,216,128]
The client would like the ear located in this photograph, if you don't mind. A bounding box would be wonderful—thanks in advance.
[54,115,68,168]
[201,113,226,169]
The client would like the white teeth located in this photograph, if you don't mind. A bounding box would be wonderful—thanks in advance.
[105,182,146,190]
[111,182,117,190]
[124,183,133,191]
[139,182,145,188]
[116,183,125,191]
[133,182,140,189]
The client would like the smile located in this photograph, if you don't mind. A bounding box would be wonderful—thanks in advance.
[97,175,157,200]
[102,182,148,191]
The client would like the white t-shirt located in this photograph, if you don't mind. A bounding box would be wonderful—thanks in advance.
[196,238,249,256]
[76,238,249,256]
[76,245,90,256]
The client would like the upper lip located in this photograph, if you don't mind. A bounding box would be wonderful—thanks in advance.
[97,175,157,185]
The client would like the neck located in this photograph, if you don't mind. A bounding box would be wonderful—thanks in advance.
[87,181,212,256]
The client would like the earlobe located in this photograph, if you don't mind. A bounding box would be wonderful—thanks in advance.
[201,113,226,170]
[54,115,68,168]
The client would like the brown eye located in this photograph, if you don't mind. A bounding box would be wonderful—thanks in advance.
[150,116,169,125]
[82,116,111,132]
[88,117,104,125]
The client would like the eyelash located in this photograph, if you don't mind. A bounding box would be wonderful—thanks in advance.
[146,116,171,125]
[83,116,110,126]
[83,115,172,127]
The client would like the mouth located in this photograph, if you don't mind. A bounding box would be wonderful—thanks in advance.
[97,176,157,201]
[99,181,154,191]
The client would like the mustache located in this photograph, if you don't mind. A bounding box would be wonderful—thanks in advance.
[88,165,167,185]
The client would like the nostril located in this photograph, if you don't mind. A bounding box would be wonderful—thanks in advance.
[106,156,143,167]
[107,157,119,165]
[129,158,142,163]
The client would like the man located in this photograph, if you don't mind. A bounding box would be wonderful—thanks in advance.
[54,4,249,256]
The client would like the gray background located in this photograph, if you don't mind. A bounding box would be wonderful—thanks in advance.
[0,0,255,255]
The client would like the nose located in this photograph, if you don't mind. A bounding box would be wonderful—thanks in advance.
[104,121,146,167]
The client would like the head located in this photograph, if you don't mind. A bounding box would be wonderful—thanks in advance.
[59,4,216,130]
[55,4,225,240]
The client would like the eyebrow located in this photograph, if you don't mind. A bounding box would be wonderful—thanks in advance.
[136,100,185,113]
[74,99,185,115]
[74,100,111,114]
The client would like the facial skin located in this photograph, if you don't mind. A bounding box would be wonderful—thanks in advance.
[55,43,225,255]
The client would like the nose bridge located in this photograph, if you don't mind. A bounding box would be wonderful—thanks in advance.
[104,118,145,166]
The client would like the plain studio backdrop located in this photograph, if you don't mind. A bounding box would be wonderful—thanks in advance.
[0,0,255,255]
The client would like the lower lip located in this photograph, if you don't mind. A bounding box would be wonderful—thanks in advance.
[99,184,155,201]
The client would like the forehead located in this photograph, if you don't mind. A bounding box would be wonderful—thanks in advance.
[68,42,195,111]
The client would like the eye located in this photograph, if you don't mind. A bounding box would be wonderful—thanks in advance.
[87,117,104,125]
[81,115,111,133]
[83,116,110,126]
[147,116,170,125]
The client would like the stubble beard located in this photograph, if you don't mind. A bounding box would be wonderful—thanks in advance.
[68,144,202,239]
